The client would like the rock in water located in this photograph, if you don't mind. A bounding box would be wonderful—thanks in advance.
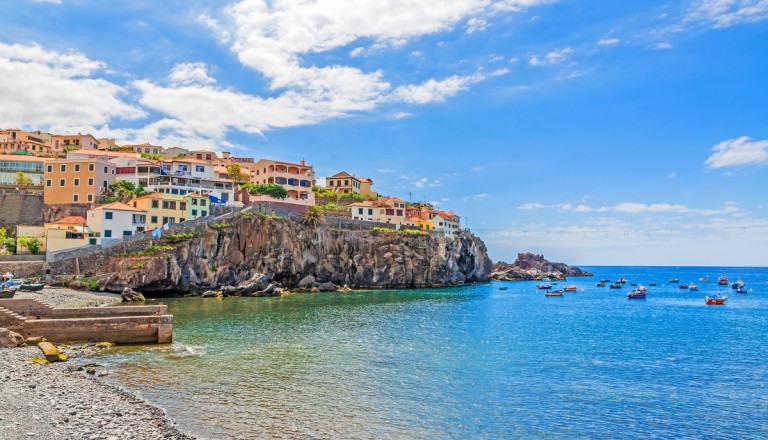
[0,328,19,348]
[318,282,337,291]
[491,253,593,281]
[298,275,316,288]
[120,287,145,303]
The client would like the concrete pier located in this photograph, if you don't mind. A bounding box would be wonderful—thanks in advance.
[0,299,173,344]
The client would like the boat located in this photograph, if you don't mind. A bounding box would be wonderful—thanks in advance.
[689,283,698,291]
[705,294,727,305]
[736,288,747,294]
[600,279,611,283]
[669,278,679,283]
[699,276,710,282]
[637,285,648,292]
[627,290,647,299]
[0,290,15,299]
[19,282,45,292]
[609,283,622,289]
[544,290,563,297]
[498,287,508,291]
[630,283,638,286]
[717,276,728,285]
[537,284,553,290]
[595,282,605,287]
[648,282,657,286]
[563,285,577,292]
[679,284,688,289]
[731,279,745,289]
[617,277,627,284]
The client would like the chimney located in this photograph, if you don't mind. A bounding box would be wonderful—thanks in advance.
[300,159,305,166]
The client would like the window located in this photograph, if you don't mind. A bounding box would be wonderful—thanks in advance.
[169,201,176,210]
[151,200,159,209]
[104,230,112,238]
[47,165,52,173]
[104,166,108,173]
[87,178,93,186]
[358,208,363,214]
[89,238,97,245]
[344,180,349,186]
[368,209,373,216]
[195,165,205,172]
[46,179,51,187]
[180,202,186,211]
[105,212,113,220]
[87,194,93,202]
[75,164,80,172]
[179,218,185,222]
[162,217,169,224]
[200,199,207,207]
[123,231,132,237]
[396,210,403,216]
[103,181,107,189]
[192,209,198,216]
[88,163,94,171]
[60,178,65,186]
[191,199,198,206]
[151,216,158,224]
[74,178,80,186]
[201,210,207,216]
[162,201,169,209]
[73,194,79,202]
[60,164,66,172]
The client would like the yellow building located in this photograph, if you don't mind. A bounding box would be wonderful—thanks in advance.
[326,171,377,198]
[15,217,96,254]
[129,192,208,229]
[0,129,53,156]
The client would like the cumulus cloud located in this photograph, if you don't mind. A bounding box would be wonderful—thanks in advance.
[0,43,144,132]
[598,38,620,45]
[518,200,739,215]
[656,41,672,49]
[29,0,61,4]
[168,62,217,87]
[529,47,574,66]
[687,0,768,28]
[705,136,768,169]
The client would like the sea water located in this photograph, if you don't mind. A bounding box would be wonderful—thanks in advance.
[100,267,768,439]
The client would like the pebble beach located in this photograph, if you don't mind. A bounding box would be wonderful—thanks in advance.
[1,288,197,440]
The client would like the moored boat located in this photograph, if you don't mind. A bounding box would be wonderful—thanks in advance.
[648,282,657,286]
[596,282,605,287]
[705,294,727,305]
[19,282,45,292]
[563,285,577,292]
[731,279,744,289]
[717,275,728,285]
[699,276,710,282]
[679,284,688,289]
[689,283,698,291]
[669,278,679,283]
[0,290,15,299]
[537,284,553,290]
[609,283,622,289]
[498,287,508,291]
[544,290,563,297]
[627,290,647,299]
[617,277,627,284]
[736,288,747,294]
[637,285,647,292]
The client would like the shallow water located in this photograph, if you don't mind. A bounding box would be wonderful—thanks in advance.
[101,266,768,439]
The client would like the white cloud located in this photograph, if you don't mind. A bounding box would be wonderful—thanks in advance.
[704,136,768,169]
[464,193,490,201]
[168,62,216,87]
[29,0,61,3]
[349,47,365,57]
[598,38,620,45]
[667,172,677,179]
[529,47,574,66]
[467,17,489,33]
[687,0,768,28]
[0,43,144,133]
[656,41,672,49]
[490,68,510,76]
[392,74,483,104]
[489,54,505,62]
[378,168,396,173]
[518,200,739,216]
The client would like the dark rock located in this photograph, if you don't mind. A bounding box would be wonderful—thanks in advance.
[120,287,145,303]
[491,253,592,281]
[318,282,337,291]
[68,280,89,291]
[298,275,316,288]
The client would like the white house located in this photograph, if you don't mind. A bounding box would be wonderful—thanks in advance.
[86,202,147,246]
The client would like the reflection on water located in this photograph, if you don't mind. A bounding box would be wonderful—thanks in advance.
[101,267,768,439]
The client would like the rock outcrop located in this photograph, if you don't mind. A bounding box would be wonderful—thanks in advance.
[88,215,492,295]
[491,253,592,281]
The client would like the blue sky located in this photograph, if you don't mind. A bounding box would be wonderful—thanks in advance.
[2,0,768,266]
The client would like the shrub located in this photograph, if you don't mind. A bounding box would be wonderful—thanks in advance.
[165,231,199,242]
[208,222,232,229]
[242,211,255,217]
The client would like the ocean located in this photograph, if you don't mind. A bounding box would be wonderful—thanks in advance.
[99,266,768,439]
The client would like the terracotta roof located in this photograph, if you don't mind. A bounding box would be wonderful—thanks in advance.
[329,171,352,178]
[133,192,186,201]
[90,202,145,212]
[433,210,458,220]
[358,177,372,183]
[184,192,208,198]
[348,201,377,207]
[67,149,138,158]
[52,216,87,225]
[0,154,49,163]
[162,158,211,165]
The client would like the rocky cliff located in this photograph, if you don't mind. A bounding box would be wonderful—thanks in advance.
[91,214,492,295]
[491,252,592,281]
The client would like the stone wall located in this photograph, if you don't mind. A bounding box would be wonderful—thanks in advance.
[0,261,47,278]
[0,194,45,234]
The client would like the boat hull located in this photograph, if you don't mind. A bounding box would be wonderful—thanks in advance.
[20,283,45,292]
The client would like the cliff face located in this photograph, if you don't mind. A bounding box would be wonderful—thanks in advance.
[95,215,492,294]
[491,252,592,281]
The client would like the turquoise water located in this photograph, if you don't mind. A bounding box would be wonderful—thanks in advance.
[101,267,768,439]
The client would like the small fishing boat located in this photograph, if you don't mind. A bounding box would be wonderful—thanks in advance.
[563,285,577,292]
[617,277,627,284]
[537,284,553,290]
[717,276,728,285]
[648,282,657,286]
[705,294,727,305]
[600,279,611,283]
[545,290,563,297]
[669,278,679,283]
[627,290,647,299]
[731,279,744,289]
[19,282,45,292]
[630,283,638,286]
[679,284,688,289]
[689,283,698,291]
[736,288,747,294]
[596,282,605,287]
[609,283,622,289]
[637,285,648,292]
[699,276,710,282]
[0,290,15,299]
[498,287,508,291]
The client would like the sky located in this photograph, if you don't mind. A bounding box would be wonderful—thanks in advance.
[2,0,768,266]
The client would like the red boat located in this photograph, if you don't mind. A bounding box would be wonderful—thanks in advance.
[679,284,688,289]
[537,284,553,290]
[705,295,727,305]
[563,285,577,292]
[717,276,728,286]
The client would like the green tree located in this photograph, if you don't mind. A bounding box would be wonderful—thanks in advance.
[14,172,33,186]
[243,183,288,199]
[226,164,251,185]
[3,237,17,254]
[108,180,145,200]
[18,236,42,254]
[302,205,326,227]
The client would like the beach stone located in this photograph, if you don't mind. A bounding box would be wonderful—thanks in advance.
[0,328,19,348]
[318,282,337,291]
[9,331,24,346]
[201,290,222,298]
[298,275,316,288]
[95,342,113,349]
[37,342,60,362]
[120,287,145,303]
[24,337,46,345]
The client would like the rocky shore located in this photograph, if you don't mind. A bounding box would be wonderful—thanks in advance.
[491,252,593,281]
[14,286,121,308]
[0,346,196,440]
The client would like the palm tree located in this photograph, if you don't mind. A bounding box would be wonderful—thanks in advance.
[302,205,326,227]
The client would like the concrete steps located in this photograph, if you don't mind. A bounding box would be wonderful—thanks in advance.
[0,305,25,326]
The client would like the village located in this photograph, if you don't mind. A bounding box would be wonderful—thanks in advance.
[0,128,461,258]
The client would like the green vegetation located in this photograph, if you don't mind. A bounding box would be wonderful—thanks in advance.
[80,277,99,291]
[173,153,186,159]
[322,202,344,211]
[123,262,147,270]
[0,228,14,255]
[62,145,78,153]
[208,222,232,229]
[226,164,251,185]
[241,211,256,217]
[108,180,146,200]
[14,172,33,186]
[113,244,175,258]
[302,205,326,227]
[164,231,199,243]
[18,236,42,254]
[243,183,288,199]
[139,153,165,160]
[370,227,427,237]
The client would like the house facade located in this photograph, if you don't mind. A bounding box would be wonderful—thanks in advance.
[0,154,47,188]
[87,202,147,246]
[43,159,116,204]
[247,159,315,206]
[326,172,377,197]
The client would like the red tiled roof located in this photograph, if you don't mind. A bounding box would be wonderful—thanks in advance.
[90,202,145,212]
[52,216,87,225]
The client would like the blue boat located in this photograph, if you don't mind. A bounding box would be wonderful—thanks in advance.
[537,284,553,290]
[627,290,647,299]
[736,287,747,294]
